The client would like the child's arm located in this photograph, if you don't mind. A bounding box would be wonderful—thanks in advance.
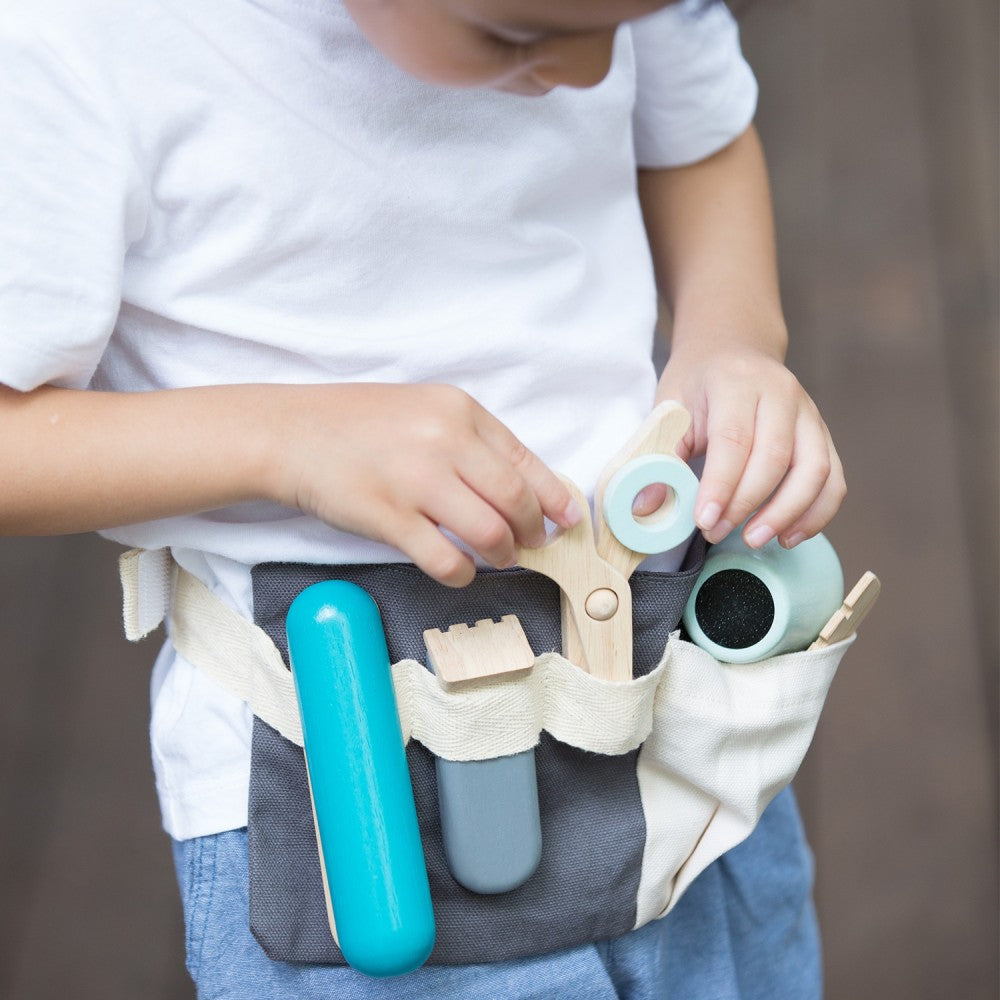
[639,124,846,549]
[0,382,578,586]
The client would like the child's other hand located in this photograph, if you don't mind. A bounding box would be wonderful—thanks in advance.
[274,383,580,587]
[655,346,846,549]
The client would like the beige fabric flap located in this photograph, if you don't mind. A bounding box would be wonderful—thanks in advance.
[632,634,853,927]
[394,650,664,761]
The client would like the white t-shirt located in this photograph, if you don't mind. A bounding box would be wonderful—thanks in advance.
[0,0,757,838]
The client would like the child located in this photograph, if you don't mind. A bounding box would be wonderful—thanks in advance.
[0,0,845,996]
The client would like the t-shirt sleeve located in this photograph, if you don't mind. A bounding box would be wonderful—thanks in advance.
[0,14,147,390]
[631,0,759,168]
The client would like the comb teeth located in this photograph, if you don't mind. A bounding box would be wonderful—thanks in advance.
[811,571,881,648]
[423,615,535,686]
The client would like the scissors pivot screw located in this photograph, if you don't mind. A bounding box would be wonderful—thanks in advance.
[585,588,620,622]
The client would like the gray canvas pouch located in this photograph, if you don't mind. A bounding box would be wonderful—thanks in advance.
[246,536,707,965]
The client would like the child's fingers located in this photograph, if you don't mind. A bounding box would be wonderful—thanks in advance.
[743,421,844,546]
[777,473,847,548]
[706,395,798,542]
[404,526,475,589]
[456,445,549,550]
[776,433,847,546]
[632,482,670,517]
[424,480,521,570]
[693,392,757,541]
[473,410,580,531]
[392,513,477,588]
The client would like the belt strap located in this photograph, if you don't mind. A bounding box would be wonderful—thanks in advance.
[118,548,667,761]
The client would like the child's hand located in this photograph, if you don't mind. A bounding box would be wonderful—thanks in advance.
[654,345,846,549]
[0,383,576,587]
[274,383,580,587]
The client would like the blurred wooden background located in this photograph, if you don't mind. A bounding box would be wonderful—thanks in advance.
[0,0,996,996]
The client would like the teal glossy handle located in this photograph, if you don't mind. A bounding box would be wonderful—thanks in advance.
[286,581,435,977]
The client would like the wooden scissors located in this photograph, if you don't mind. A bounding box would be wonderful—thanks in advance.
[518,402,699,682]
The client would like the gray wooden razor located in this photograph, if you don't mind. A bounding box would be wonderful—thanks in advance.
[423,616,542,894]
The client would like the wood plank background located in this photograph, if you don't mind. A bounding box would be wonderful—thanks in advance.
[0,0,996,996]
[740,4,998,999]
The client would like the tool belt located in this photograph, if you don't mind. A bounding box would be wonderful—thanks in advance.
[120,542,852,966]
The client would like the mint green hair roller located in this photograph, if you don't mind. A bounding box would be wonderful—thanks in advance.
[602,453,699,555]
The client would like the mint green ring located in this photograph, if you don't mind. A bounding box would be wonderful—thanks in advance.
[602,454,699,555]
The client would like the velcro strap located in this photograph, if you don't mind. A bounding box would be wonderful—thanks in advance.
[120,547,174,640]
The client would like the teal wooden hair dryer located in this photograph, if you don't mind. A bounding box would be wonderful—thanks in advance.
[682,528,844,663]
[286,581,435,977]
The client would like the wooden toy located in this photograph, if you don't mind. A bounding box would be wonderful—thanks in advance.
[518,401,699,681]
[424,615,535,687]
[809,571,881,648]
[286,581,435,977]
[682,526,845,663]
[423,616,541,894]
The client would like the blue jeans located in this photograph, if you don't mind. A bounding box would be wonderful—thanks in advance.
[172,788,821,999]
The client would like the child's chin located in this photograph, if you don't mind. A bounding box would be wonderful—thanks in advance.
[495,77,554,97]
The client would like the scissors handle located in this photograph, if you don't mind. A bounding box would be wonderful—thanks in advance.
[517,478,634,682]
[594,402,693,578]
